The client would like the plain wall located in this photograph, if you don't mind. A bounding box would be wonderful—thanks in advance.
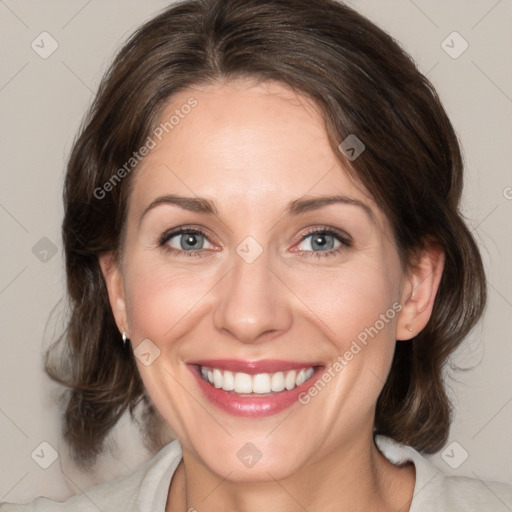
[0,0,511,503]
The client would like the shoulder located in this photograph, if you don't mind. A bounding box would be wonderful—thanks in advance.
[0,440,183,512]
[375,435,512,512]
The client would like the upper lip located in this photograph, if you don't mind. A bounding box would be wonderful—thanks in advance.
[188,359,323,374]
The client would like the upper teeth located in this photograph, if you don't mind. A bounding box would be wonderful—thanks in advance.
[200,366,315,394]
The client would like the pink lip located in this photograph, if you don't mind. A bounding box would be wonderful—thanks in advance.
[187,361,324,418]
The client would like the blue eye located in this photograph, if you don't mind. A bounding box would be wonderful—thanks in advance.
[161,229,213,252]
[158,226,351,259]
[295,229,351,257]
[298,232,339,251]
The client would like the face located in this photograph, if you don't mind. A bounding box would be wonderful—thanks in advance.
[101,78,438,482]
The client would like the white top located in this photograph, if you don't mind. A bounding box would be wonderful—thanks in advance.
[1,435,511,511]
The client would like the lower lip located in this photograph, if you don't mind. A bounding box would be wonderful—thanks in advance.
[188,365,324,417]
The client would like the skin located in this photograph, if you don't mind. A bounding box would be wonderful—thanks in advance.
[100,78,444,512]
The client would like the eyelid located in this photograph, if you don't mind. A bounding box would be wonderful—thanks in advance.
[294,225,353,248]
[288,227,352,260]
[158,225,216,246]
[157,224,353,257]
[157,225,221,259]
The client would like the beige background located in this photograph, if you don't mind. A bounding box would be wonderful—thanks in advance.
[0,0,511,504]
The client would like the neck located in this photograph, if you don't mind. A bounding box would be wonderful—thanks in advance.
[167,432,415,512]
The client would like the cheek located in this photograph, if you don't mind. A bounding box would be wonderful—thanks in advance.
[288,258,401,346]
[290,265,400,417]
[286,255,402,407]
[123,255,216,342]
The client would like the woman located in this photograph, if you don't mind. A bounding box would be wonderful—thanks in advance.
[1,0,510,510]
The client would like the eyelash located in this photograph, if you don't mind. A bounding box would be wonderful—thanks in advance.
[296,227,352,259]
[158,225,353,259]
[158,226,213,258]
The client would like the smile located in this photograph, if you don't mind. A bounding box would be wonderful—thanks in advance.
[200,366,315,394]
[187,359,324,417]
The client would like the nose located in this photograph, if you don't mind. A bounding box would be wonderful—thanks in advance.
[213,249,293,344]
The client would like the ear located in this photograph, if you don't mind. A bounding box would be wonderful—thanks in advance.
[396,243,445,341]
[99,252,130,337]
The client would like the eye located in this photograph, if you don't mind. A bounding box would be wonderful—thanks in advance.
[160,228,214,254]
[298,231,339,252]
[294,228,352,257]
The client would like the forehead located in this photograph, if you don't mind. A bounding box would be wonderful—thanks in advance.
[129,78,380,224]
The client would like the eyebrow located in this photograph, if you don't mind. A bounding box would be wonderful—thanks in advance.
[139,193,375,224]
[288,195,375,222]
[141,195,218,218]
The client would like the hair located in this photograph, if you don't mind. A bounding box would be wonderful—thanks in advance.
[45,0,486,469]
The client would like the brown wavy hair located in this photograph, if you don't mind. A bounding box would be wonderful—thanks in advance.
[45,0,486,469]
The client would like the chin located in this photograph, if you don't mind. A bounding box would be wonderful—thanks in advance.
[189,435,312,483]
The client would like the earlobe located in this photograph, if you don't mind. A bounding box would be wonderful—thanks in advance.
[396,243,445,341]
[98,252,129,336]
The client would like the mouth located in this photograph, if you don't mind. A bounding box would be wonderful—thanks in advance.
[187,359,324,417]
[200,365,315,394]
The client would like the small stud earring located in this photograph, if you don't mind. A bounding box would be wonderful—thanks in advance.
[122,332,128,348]
[406,324,413,333]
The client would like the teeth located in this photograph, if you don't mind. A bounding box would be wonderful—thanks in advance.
[252,373,271,393]
[200,366,316,394]
[296,368,306,387]
[285,370,296,390]
[212,369,223,388]
[234,372,252,393]
[222,370,234,391]
[271,371,285,392]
